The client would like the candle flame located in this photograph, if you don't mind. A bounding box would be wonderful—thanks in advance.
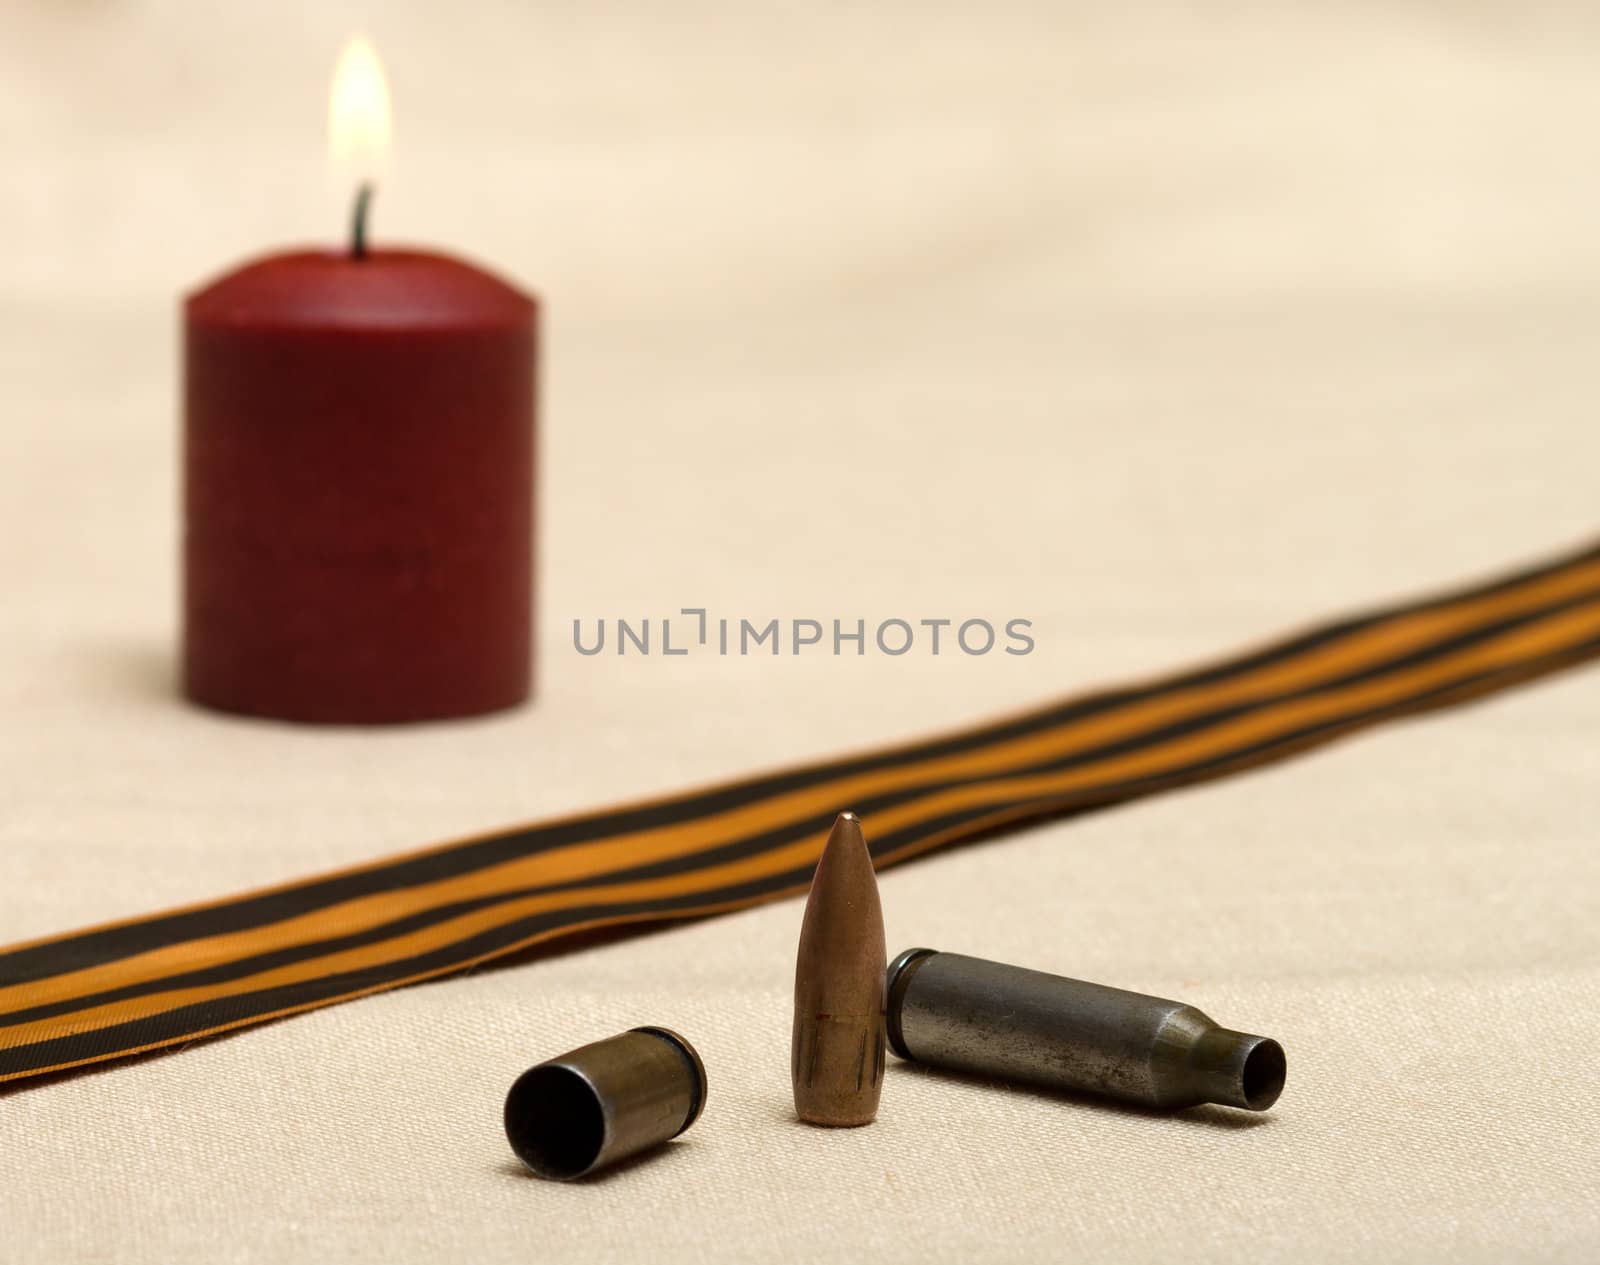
[329,35,391,192]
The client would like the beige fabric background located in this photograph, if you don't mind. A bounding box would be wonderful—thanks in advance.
[3,2,1598,1261]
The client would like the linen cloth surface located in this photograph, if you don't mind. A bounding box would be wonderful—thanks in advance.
[2,2,1598,1262]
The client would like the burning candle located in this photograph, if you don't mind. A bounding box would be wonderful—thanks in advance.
[183,37,538,724]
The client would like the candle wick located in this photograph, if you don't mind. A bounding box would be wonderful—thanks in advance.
[349,183,374,261]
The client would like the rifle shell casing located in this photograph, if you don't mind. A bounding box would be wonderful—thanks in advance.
[503,1027,707,1179]
[886,949,1286,1111]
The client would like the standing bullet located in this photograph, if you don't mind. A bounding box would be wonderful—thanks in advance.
[791,812,887,1126]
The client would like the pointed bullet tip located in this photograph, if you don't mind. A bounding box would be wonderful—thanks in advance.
[823,813,867,856]
[820,813,871,870]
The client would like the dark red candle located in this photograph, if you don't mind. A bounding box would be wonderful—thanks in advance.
[183,248,537,723]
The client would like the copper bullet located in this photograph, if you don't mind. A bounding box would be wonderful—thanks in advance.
[791,812,887,1126]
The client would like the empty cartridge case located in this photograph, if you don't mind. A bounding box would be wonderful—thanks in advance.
[503,1027,707,1179]
[886,949,1286,1111]
[791,812,887,1126]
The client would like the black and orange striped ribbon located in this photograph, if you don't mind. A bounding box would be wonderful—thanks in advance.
[3,540,1599,1085]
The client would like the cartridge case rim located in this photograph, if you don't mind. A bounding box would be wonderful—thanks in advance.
[885,946,937,1060]
[630,1026,709,1133]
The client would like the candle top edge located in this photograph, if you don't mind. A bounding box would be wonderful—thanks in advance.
[186,247,536,332]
